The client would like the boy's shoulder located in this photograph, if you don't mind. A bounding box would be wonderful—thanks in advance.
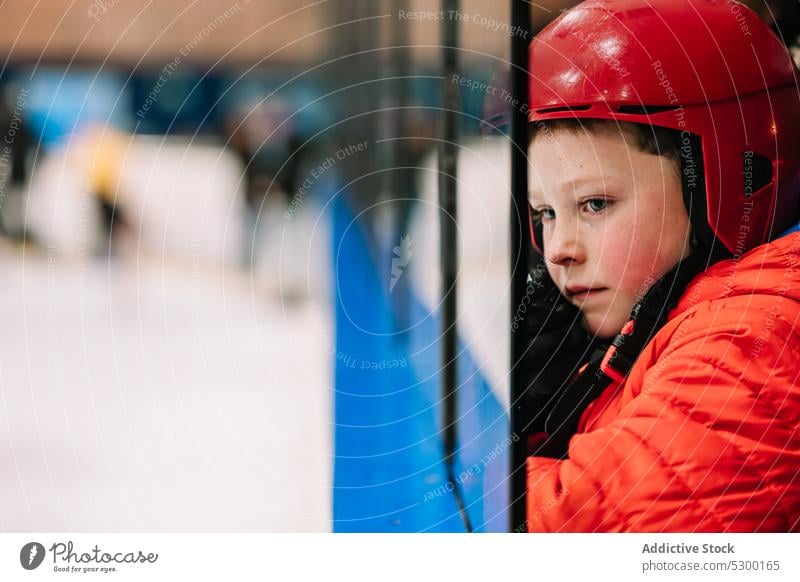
[642,233,800,371]
[622,270,800,413]
[666,292,800,355]
[672,232,800,320]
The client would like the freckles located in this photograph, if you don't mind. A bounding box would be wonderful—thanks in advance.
[601,247,627,281]
[596,229,635,282]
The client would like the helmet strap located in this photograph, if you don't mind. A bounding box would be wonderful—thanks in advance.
[680,132,732,267]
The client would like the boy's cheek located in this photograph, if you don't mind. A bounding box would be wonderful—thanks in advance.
[601,242,661,295]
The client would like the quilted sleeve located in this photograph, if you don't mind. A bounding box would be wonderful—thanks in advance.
[526,299,800,532]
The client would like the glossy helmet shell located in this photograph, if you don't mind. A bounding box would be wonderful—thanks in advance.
[528,0,800,256]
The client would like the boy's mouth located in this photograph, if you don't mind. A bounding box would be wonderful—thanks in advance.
[565,286,608,301]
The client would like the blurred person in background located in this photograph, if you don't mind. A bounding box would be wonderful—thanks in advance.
[0,84,34,241]
[224,97,302,275]
[71,124,133,257]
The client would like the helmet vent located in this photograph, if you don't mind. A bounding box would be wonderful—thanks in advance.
[534,105,591,114]
[743,151,773,198]
[616,105,681,115]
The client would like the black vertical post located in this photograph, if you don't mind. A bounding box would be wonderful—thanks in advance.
[439,0,472,531]
[509,0,531,533]
[389,0,412,333]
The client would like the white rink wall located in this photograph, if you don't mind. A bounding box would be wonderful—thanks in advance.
[410,136,511,409]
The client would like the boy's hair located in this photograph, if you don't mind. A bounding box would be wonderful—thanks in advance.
[529,119,683,166]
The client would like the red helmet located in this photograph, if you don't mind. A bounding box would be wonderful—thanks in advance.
[528,0,800,257]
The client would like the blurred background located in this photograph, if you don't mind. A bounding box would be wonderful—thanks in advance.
[0,0,796,533]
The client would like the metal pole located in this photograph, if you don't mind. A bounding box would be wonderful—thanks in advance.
[439,0,472,532]
[509,0,531,533]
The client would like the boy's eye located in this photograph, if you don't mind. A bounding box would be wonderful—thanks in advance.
[532,207,555,221]
[582,198,608,213]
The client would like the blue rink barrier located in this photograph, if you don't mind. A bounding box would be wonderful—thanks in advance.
[331,197,509,532]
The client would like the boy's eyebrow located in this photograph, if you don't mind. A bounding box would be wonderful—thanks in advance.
[563,175,619,190]
[529,174,619,200]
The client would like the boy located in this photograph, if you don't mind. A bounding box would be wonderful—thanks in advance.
[523,0,800,531]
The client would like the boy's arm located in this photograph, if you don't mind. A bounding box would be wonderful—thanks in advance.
[526,302,800,532]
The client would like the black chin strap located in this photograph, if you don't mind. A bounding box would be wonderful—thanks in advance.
[531,252,705,459]
[680,132,732,266]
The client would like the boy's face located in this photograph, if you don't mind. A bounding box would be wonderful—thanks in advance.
[528,127,691,339]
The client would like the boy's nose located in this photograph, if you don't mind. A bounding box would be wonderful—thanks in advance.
[547,248,580,267]
[546,231,584,267]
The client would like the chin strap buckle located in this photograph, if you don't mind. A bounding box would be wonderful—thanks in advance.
[600,346,627,384]
[599,305,657,384]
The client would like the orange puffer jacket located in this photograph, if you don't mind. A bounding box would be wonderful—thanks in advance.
[527,232,800,532]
